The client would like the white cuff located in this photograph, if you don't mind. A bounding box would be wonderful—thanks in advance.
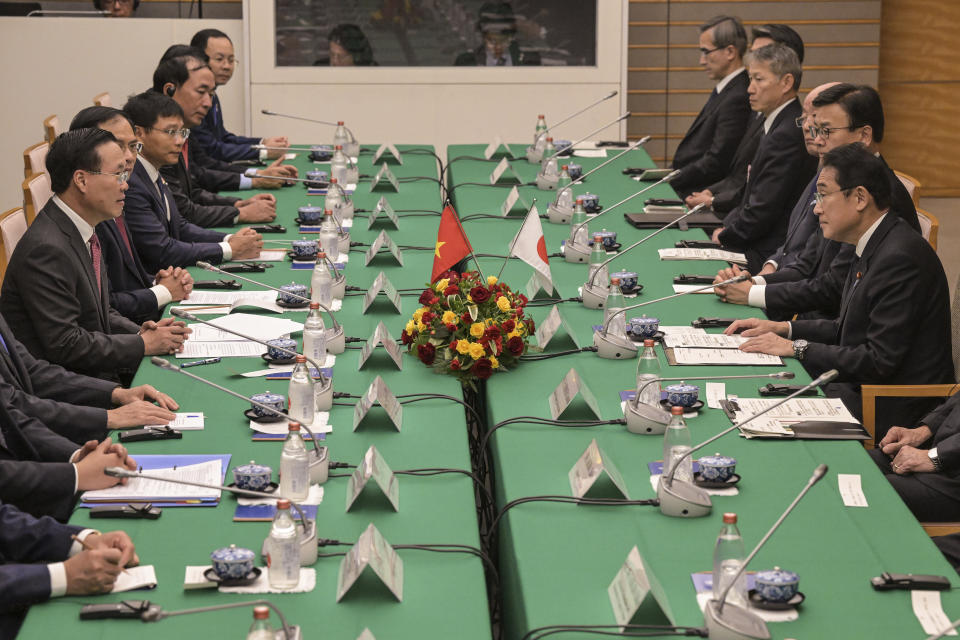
[71,462,79,494]
[787,322,793,340]
[48,562,68,597]
[238,176,253,190]
[68,529,98,557]
[764,259,778,271]
[747,284,767,309]
[752,276,766,286]
[220,241,233,261]
[151,285,173,309]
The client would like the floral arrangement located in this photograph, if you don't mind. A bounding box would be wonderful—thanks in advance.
[401,270,535,386]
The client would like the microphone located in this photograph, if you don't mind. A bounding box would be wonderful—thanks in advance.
[526,90,619,163]
[593,274,749,359]
[194,260,346,350]
[149,357,329,487]
[259,110,358,155]
[563,170,681,264]
[704,463,829,640]
[27,9,110,15]
[582,203,707,308]
[658,370,838,519]
[251,144,318,151]
[625,371,795,436]
[535,112,631,191]
[141,600,300,639]
[928,619,960,640]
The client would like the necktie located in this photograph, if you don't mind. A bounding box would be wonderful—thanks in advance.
[0,332,8,354]
[114,216,135,259]
[89,234,103,294]
[156,176,171,221]
[182,139,189,171]
[496,57,506,66]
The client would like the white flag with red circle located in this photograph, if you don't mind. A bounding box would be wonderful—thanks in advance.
[509,206,553,288]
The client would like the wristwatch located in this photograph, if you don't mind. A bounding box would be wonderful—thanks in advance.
[792,339,809,361]
[929,447,943,472]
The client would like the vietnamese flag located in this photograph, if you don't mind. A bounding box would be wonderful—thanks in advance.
[431,204,474,282]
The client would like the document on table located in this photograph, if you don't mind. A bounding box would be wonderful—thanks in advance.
[912,590,957,636]
[188,313,304,343]
[672,347,781,365]
[837,473,869,507]
[659,326,705,337]
[112,565,158,592]
[258,249,287,261]
[663,333,748,349]
[729,396,859,437]
[81,460,222,502]
[672,284,715,294]
[658,248,748,264]
[177,291,285,315]
[176,341,264,358]
[145,412,204,431]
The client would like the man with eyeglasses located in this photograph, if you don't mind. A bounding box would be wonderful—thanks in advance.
[723,143,952,439]
[669,16,751,197]
[189,29,288,163]
[121,91,263,273]
[0,129,191,384]
[94,0,137,18]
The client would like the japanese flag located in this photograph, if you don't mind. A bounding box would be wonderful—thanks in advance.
[509,206,552,288]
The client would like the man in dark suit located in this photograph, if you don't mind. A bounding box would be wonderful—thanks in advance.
[710,44,818,272]
[0,499,137,639]
[669,16,751,197]
[121,91,263,272]
[69,106,194,324]
[453,2,541,66]
[0,129,190,382]
[871,393,960,521]
[726,144,953,439]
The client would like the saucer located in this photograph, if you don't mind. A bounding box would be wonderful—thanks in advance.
[661,398,705,412]
[693,472,741,489]
[294,217,323,226]
[276,298,310,309]
[630,330,665,343]
[244,408,285,423]
[287,250,319,261]
[261,353,297,366]
[748,589,804,610]
[227,481,279,495]
[203,567,262,587]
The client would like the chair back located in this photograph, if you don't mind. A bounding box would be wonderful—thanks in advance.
[917,208,939,251]
[43,114,61,144]
[22,141,48,178]
[93,92,112,107]
[894,170,922,208]
[22,173,51,226]
[0,207,27,284]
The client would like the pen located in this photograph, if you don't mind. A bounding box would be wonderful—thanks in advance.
[71,534,130,574]
[181,357,221,368]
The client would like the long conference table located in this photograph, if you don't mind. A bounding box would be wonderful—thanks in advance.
[18,141,960,640]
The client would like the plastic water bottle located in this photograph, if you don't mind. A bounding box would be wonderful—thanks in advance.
[713,512,749,608]
[287,356,315,427]
[330,144,348,184]
[333,120,350,150]
[324,177,343,213]
[603,277,627,338]
[557,164,572,190]
[311,251,334,308]
[279,422,310,501]
[302,302,327,364]
[588,234,609,288]
[542,136,556,159]
[663,405,693,483]
[318,210,339,258]
[266,499,301,590]
[568,197,589,248]
[534,113,547,146]
[635,339,661,406]
[246,606,274,640]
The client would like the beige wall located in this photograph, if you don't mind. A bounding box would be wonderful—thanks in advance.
[0,17,243,207]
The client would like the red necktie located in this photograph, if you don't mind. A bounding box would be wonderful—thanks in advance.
[114,216,134,259]
[88,234,102,294]
[182,139,189,171]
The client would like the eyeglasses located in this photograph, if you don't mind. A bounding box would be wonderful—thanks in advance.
[807,124,861,140]
[814,186,853,205]
[86,169,130,184]
[128,141,143,154]
[210,56,237,65]
[795,115,808,128]
[699,46,724,56]
[148,127,190,140]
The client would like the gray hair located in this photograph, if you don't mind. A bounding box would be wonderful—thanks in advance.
[745,43,802,91]
[699,16,747,58]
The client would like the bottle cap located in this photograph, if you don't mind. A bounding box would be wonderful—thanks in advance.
[338,120,344,125]
[317,251,327,258]
[295,355,307,363]
[253,606,270,620]
[288,421,301,431]
[546,137,553,142]
[538,114,545,118]
[277,499,291,509]
[562,165,568,170]
[324,209,332,215]
[594,234,603,241]
[576,197,584,203]
[723,512,738,524]
[611,277,621,285]
[309,302,320,310]
[330,177,338,183]
[335,144,343,150]
[643,339,655,347]
[671,405,684,415]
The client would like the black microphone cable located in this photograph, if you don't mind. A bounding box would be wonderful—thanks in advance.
[521,624,708,639]
[447,181,537,195]
[488,495,660,539]
[524,296,583,307]
[315,538,498,583]
[478,416,625,464]
[518,346,597,361]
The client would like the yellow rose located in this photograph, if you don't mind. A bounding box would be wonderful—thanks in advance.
[405,320,416,334]
[516,322,526,335]
[489,355,499,369]
[456,340,471,355]
[496,296,511,312]
[507,329,521,339]
[470,322,485,338]
[435,278,450,292]
[468,342,486,360]
[487,275,498,286]
[442,310,457,325]
[413,307,428,322]
[417,321,427,333]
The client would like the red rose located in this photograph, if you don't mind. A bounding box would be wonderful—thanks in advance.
[485,325,501,339]
[401,331,413,345]
[446,323,457,333]
[461,312,473,324]
[507,336,524,355]
[469,286,490,303]
[518,293,529,307]
[450,339,458,351]
[422,311,435,324]
[419,289,438,305]
[450,358,461,371]
[438,270,460,284]
[472,358,493,380]
[502,319,515,332]
[443,285,460,296]
[417,343,436,365]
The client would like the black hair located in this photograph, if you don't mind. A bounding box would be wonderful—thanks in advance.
[46,128,120,194]
[122,90,185,130]
[477,2,517,36]
[92,0,140,10]
[190,28,231,52]
[329,24,376,66]
[751,24,804,63]
[821,142,892,211]
[69,106,133,131]
[152,45,209,93]
[812,83,885,143]
[699,15,748,58]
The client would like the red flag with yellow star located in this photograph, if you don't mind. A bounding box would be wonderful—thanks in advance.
[432,204,474,282]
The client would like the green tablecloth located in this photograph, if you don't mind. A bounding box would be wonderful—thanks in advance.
[446,144,960,639]
[18,146,492,639]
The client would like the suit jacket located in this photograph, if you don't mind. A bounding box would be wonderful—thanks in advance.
[192,93,260,162]
[704,113,764,214]
[0,313,113,444]
[454,41,541,66]
[160,146,240,229]
[187,136,247,193]
[764,172,819,272]
[0,201,143,382]
[717,98,819,272]
[96,216,162,325]
[123,159,227,272]
[792,214,953,430]
[670,70,752,195]
[911,394,960,501]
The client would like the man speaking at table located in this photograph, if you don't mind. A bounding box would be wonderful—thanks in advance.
[724,143,953,437]
[0,129,190,384]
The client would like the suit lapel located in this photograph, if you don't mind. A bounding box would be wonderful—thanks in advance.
[46,203,109,328]
[837,216,898,330]
[134,161,172,234]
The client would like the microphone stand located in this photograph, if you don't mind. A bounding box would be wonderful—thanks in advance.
[194,260,346,349]
[142,600,300,639]
[657,370,838,519]
[526,90,619,163]
[563,170,680,264]
[149,357,330,486]
[535,112,631,191]
[581,203,706,309]
[703,464,829,640]
[625,371,795,435]
[259,110,358,156]
[546,136,649,224]
[593,274,748,359]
